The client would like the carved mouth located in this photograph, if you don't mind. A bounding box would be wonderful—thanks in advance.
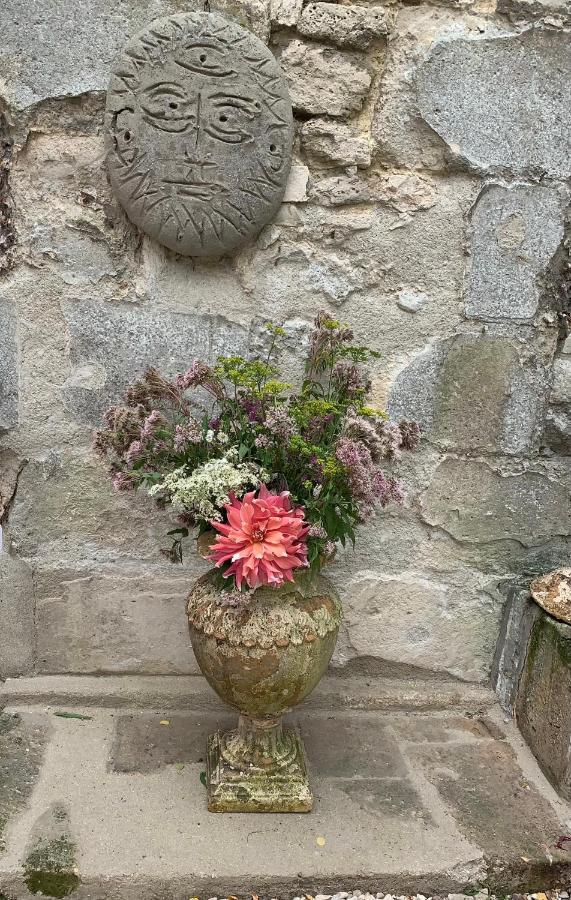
[162,178,227,202]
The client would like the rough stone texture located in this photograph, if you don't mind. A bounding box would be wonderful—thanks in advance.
[466,184,566,321]
[0,551,35,677]
[0,298,18,434]
[516,610,571,800]
[311,175,371,206]
[389,333,546,455]
[270,0,304,27]
[0,0,569,685]
[552,357,571,403]
[297,4,391,50]
[0,711,47,854]
[300,119,372,168]
[0,0,271,112]
[421,459,571,546]
[35,564,203,674]
[416,30,571,177]
[61,302,250,425]
[280,41,372,117]
[497,0,571,24]
[491,582,539,714]
[105,13,294,257]
[1,702,570,894]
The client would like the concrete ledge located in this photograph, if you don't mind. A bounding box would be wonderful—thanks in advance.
[0,674,497,713]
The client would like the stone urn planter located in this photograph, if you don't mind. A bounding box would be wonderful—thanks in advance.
[186,568,342,812]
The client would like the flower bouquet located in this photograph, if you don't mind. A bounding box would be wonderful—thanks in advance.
[95,311,419,594]
[95,312,419,812]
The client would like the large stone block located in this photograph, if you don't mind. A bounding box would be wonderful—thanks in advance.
[8,454,192,564]
[516,611,571,799]
[340,570,501,682]
[35,564,202,675]
[497,0,571,24]
[61,301,249,425]
[280,40,371,117]
[0,0,270,112]
[466,184,566,320]
[389,333,544,454]
[0,551,34,677]
[297,3,391,50]
[421,459,571,546]
[300,119,371,168]
[416,29,571,177]
[0,298,18,433]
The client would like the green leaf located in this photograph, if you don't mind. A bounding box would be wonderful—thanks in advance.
[54,711,93,721]
[199,771,207,788]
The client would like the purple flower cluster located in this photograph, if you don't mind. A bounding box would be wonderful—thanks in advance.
[335,436,405,520]
[265,407,297,440]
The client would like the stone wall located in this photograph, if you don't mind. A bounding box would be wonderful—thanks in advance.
[0,0,570,683]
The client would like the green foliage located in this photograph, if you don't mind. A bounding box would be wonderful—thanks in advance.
[95,313,419,574]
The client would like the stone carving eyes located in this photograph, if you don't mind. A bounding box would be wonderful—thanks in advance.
[175,42,236,77]
[140,83,195,132]
[205,95,261,144]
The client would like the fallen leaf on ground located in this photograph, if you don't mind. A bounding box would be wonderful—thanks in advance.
[160,719,170,726]
[54,711,93,721]
[316,836,326,847]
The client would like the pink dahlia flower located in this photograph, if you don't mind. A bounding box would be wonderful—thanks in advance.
[208,486,309,590]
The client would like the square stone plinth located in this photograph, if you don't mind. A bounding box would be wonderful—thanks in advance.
[516,610,571,800]
[207,728,312,813]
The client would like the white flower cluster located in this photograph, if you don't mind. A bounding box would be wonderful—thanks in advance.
[149,455,266,521]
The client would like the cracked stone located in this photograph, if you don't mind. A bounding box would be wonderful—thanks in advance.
[311,175,371,207]
[421,458,571,546]
[372,173,438,214]
[300,119,372,168]
[466,183,566,320]
[280,40,372,117]
[416,29,571,177]
[297,3,391,50]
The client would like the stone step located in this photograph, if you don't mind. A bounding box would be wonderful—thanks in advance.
[1,684,570,898]
[0,674,496,714]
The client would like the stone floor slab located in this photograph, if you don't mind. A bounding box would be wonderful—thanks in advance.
[0,689,570,898]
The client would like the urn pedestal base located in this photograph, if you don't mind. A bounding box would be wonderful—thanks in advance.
[206,715,313,813]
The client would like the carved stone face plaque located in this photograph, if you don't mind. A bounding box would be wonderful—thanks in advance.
[105,13,293,257]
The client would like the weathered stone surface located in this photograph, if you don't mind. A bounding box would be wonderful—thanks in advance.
[340,571,501,682]
[421,459,571,546]
[531,566,571,625]
[492,582,539,713]
[517,611,571,799]
[0,552,34,677]
[543,405,571,455]
[105,13,293,258]
[0,298,18,433]
[23,803,79,898]
[280,41,371,116]
[497,0,571,24]
[396,289,427,313]
[0,0,270,112]
[61,302,249,425]
[416,30,571,177]
[270,0,303,27]
[412,739,569,863]
[297,3,391,50]
[283,164,309,202]
[466,184,566,320]
[372,172,438,215]
[389,334,545,454]
[112,712,234,773]
[35,564,202,674]
[0,712,47,853]
[552,357,571,403]
[310,174,371,206]
[300,119,371,168]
